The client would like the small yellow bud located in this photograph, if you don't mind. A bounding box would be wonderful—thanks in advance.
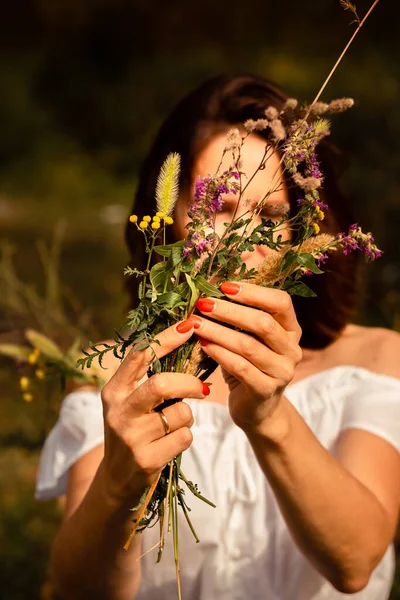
[143,215,151,222]
[28,348,40,364]
[139,221,149,229]
[312,223,320,235]
[156,211,165,218]
[151,221,161,229]
[164,216,174,225]
[318,210,325,221]
[23,393,33,402]
[35,369,45,380]
[20,377,30,391]
[152,215,161,222]
[129,214,138,223]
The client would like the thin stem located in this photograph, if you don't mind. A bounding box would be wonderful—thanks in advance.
[306,0,381,116]
[179,469,217,507]
[124,473,161,551]
[177,489,200,543]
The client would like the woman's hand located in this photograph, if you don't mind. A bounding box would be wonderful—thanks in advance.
[191,282,302,432]
[100,319,210,507]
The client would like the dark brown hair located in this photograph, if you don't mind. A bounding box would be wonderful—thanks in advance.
[125,74,361,349]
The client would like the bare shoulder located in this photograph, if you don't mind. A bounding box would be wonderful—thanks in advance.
[349,324,400,380]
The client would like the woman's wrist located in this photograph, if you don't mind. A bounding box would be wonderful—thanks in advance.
[241,394,293,449]
[96,461,145,518]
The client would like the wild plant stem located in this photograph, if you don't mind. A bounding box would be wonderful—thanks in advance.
[307,0,381,116]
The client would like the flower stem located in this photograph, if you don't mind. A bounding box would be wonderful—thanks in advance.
[307,0,381,116]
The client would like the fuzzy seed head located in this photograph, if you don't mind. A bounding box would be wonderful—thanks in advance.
[156,152,181,216]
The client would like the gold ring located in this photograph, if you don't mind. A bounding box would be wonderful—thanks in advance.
[158,409,171,435]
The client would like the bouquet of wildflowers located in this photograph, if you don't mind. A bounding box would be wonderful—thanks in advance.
[76,2,382,584]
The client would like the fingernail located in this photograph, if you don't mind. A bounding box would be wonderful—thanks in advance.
[196,299,216,313]
[176,319,194,334]
[198,337,209,347]
[188,315,203,329]
[201,382,210,396]
[220,282,241,296]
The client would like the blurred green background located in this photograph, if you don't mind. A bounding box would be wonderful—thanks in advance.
[1,1,399,598]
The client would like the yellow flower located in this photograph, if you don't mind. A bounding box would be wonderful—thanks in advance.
[164,216,174,225]
[151,221,161,230]
[35,369,45,380]
[20,376,30,391]
[23,393,33,402]
[129,214,138,223]
[139,221,149,229]
[312,223,320,235]
[318,210,325,221]
[28,348,40,364]
[156,211,165,218]
[152,215,161,222]
[143,215,151,222]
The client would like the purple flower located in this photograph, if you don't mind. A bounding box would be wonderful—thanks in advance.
[183,169,240,261]
[337,225,383,261]
[316,253,329,267]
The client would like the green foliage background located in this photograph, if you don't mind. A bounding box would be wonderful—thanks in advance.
[1,1,399,598]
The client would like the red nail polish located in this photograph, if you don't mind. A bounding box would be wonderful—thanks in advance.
[176,319,194,334]
[196,299,215,313]
[198,337,209,347]
[220,282,241,296]
[188,315,203,329]
[201,382,210,396]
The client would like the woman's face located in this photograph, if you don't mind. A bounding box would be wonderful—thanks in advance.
[173,131,291,270]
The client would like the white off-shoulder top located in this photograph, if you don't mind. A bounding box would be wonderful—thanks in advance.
[36,366,400,600]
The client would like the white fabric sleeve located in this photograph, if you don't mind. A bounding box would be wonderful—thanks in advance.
[340,370,400,453]
[35,390,104,500]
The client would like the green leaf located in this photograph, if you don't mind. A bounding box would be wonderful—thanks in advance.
[279,250,298,274]
[176,282,190,299]
[185,274,199,312]
[230,217,252,231]
[296,253,323,274]
[25,329,64,360]
[282,280,317,297]
[150,261,173,293]
[194,276,224,298]
[157,291,186,308]
[123,266,145,277]
[0,344,31,362]
[154,240,185,257]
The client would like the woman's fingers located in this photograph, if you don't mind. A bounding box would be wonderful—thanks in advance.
[132,401,194,445]
[102,319,196,403]
[194,318,294,379]
[123,372,209,416]
[219,281,301,337]
[193,295,301,361]
[135,427,194,479]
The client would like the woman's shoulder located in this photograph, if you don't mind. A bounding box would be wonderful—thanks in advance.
[341,324,400,380]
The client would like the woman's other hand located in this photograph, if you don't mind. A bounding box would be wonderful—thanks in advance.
[192,282,302,432]
[100,319,210,507]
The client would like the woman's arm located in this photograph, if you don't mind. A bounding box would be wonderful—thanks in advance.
[247,398,400,593]
[194,283,400,593]
[51,446,143,600]
[50,319,209,600]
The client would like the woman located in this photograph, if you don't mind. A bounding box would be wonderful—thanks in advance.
[36,74,400,600]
